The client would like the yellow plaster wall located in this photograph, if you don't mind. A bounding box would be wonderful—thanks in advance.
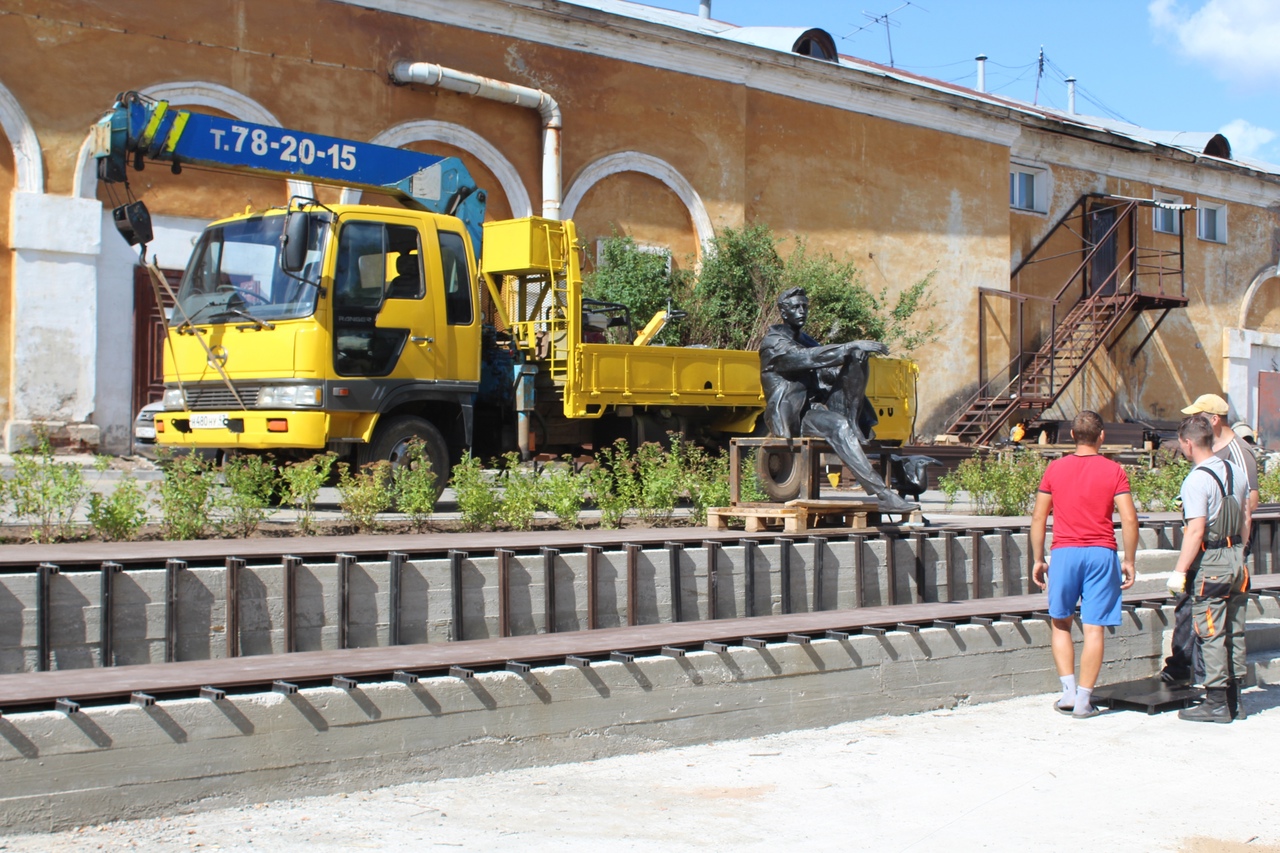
[3,0,1278,436]
[572,173,697,269]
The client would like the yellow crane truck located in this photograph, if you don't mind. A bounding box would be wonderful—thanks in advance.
[93,92,916,491]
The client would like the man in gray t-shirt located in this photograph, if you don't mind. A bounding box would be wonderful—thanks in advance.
[1169,414,1250,723]
[1161,393,1258,687]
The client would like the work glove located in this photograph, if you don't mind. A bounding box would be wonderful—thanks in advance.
[1166,572,1186,596]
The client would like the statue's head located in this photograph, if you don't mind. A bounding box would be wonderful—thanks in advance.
[777,287,809,328]
[777,286,808,308]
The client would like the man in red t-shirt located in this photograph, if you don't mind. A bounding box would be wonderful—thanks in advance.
[1031,410,1139,718]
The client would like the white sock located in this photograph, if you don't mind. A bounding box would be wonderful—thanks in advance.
[1058,675,1076,707]
[1073,686,1094,714]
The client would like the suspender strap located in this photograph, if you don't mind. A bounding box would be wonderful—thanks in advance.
[1198,465,1236,550]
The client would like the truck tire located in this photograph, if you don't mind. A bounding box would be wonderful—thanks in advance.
[755,445,804,502]
[360,415,451,498]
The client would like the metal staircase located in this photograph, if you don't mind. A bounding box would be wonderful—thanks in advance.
[945,194,1190,445]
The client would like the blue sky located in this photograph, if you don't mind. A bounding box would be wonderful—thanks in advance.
[635,0,1280,165]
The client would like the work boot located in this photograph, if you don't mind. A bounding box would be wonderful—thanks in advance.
[1178,687,1231,724]
[1226,681,1247,721]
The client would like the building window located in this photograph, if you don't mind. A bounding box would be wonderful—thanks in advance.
[1197,201,1227,243]
[1009,165,1047,213]
[1153,193,1183,235]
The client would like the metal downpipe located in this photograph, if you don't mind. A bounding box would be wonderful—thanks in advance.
[390,61,563,220]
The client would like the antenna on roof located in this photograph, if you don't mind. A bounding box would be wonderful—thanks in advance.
[843,1,926,68]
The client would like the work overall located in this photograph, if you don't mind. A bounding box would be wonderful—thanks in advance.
[1187,465,1248,690]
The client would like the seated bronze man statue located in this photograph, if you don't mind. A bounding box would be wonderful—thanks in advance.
[758,286,918,513]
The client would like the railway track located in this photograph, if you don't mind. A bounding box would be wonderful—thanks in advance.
[4,577,1279,715]
[1,507,1276,714]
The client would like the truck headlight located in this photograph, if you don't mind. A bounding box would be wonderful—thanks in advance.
[162,388,186,411]
[256,384,323,408]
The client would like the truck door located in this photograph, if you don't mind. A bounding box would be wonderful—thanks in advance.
[430,227,481,383]
[331,217,440,381]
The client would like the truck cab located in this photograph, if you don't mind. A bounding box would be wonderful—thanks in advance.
[156,203,480,481]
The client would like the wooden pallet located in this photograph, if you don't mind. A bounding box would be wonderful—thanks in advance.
[706,499,923,533]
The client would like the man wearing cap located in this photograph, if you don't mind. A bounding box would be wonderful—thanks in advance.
[1167,414,1250,723]
[1160,393,1258,703]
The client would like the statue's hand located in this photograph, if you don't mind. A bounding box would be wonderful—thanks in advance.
[853,340,890,357]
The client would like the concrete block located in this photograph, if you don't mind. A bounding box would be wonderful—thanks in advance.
[593,551,626,628]
[861,539,887,607]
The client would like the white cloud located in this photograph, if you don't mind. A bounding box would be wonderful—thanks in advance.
[1218,118,1277,159]
[1149,0,1280,84]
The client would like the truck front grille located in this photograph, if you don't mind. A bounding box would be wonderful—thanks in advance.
[185,384,263,410]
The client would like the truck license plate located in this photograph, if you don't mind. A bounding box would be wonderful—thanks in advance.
[190,413,228,430]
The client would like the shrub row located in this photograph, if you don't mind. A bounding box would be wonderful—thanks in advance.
[0,435,764,542]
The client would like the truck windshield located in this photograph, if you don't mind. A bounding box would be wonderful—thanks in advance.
[172,214,325,326]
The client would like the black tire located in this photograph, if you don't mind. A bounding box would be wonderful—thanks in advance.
[359,415,451,498]
[755,445,804,502]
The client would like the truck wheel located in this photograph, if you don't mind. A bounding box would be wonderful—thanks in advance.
[755,446,804,502]
[360,416,451,498]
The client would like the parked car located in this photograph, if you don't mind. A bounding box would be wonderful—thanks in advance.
[132,401,162,456]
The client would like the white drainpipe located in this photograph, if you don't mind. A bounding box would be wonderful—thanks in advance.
[391,61,563,220]
[975,54,987,93]
[699,0,711,18]
[1066,77,1077,115]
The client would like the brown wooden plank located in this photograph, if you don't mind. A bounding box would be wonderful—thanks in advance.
[0,527,778,569]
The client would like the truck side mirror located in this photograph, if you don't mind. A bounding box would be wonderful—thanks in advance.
[281,211,309,272]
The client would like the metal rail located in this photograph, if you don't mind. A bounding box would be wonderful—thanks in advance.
[4,513,1275,674]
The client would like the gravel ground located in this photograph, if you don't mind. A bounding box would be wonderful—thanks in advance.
[3,689,1278,852]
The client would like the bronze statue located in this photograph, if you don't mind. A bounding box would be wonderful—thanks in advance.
[758,286,918,512]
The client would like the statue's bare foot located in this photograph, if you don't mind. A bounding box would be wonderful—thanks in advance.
[878,493,919,513]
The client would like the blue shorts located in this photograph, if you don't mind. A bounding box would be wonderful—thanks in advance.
[1047,546,1122,626]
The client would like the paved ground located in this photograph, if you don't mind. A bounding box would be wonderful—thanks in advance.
[2,688,1278,852]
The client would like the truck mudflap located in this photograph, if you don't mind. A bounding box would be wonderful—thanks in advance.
[156,410,333,451]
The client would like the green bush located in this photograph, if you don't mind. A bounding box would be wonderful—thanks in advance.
[939,451,1046,516]
[87,473,148,542]
[1261,458,1280,504]
[3,434,88,543]
[586,439,641,529]
[1126,448,1192,511]
[540,456,586,529]
[498,452,541,531]
[391,439,438,531]
[585,234,683,345]
[280,452,337,536]
[219,454,278,538]
[336,461,392,532]
[157,453,218,540]
[686,224,784,351]
[634,441,682,524]
[451,452,501,532]
[789,239,940,353]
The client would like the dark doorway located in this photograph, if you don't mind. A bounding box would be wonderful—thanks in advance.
[132,266,182,418]
[1087,206,1118,296]
[1259,371,1280,452]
